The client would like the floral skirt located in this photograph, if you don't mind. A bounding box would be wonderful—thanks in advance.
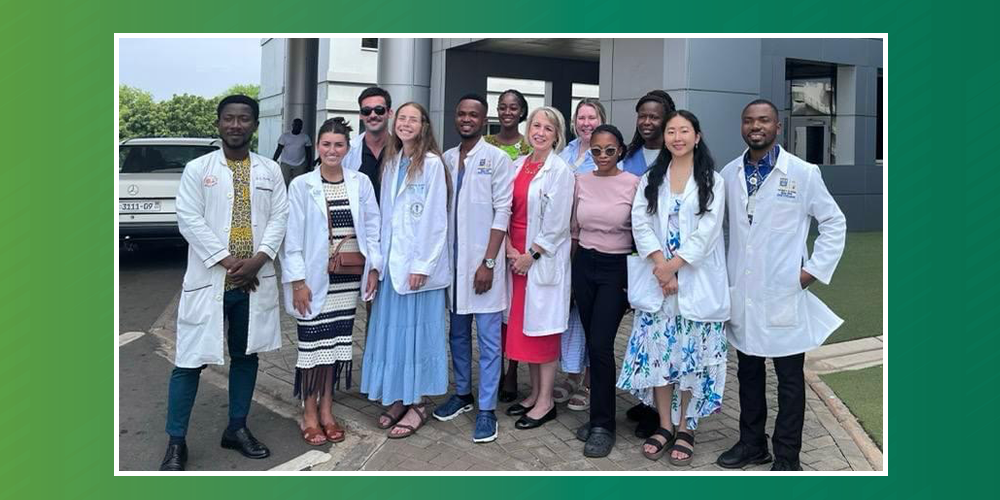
[616,300,727,430]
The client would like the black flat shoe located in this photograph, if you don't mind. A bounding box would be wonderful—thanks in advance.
[159,443,187,471]
[514,406,557,429]
[770,459,803,471]
[716,441,772,469]
[221,427,271,459]
[505,402,534,417]
[498,389,518,403]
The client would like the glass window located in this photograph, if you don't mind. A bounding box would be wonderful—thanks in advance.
[361,38,378,50]
[786,59,837,165]
[119,145,218,174]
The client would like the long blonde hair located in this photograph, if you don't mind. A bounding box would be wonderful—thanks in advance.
[383,102,453,207]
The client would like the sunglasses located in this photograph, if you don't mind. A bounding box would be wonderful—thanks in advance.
[360,105,387,116]
[589,146,620,158]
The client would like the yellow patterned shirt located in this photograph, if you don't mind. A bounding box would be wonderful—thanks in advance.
[225,157,254,290]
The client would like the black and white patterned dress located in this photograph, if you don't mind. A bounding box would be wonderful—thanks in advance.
[294,178,361,398]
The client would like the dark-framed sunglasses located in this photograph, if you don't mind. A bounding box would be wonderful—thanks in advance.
[590,146,620,158]
[360,105,387,116]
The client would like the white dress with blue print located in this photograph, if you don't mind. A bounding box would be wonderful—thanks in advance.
[616,193,727,430]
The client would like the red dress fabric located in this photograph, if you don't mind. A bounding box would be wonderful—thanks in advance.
[505,160,560,363]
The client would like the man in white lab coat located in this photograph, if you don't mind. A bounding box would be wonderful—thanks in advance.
[716,99,846,472]
[160,95,289,471]
[433,94,514,444]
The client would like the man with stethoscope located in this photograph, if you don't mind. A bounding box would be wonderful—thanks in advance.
[716,99,846,472]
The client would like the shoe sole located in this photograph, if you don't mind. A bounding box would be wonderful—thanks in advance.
[566,403,590,411]
[432,403,474,422]
[472,430,498,443]
[220,439,271,459]
[715,453,773,469]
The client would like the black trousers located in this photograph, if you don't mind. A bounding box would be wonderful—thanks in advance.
[572,247,629,432]
[736,350,806,463]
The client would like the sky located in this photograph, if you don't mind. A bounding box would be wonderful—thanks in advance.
[119,38,261,101]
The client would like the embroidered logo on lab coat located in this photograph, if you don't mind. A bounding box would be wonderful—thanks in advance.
[476,158,493,175]
[776,177,797,200]
[410,201,424,218]
[203,175,217,187]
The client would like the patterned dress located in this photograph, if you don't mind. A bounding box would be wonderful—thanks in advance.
[485,134,532,161]
[293,178,361,398]
[616,193,728,430]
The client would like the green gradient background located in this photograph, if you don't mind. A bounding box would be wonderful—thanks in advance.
[0,0,977,493]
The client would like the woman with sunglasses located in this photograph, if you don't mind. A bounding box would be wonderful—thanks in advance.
[551,98,609,413]
[568,124,639,457]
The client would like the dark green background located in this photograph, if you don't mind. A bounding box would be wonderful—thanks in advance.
[2,0,976,491]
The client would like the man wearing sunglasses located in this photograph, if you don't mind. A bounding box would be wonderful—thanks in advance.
[343,86,393,206]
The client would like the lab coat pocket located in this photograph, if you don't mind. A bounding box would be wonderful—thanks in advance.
[765,286,803,328]
[531,255,562,286]
[770,200,800,233]
[178,282,214,328]
[255,273,279,312]
[471,173,493,204]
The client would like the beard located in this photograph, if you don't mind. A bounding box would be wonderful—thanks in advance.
[459,130,481,140]
[223,135,252,150]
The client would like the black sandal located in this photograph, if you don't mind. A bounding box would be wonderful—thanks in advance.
[668,431,696,466]
[642,427,675,461]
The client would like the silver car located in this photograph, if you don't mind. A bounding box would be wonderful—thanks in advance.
[118,137,221,241]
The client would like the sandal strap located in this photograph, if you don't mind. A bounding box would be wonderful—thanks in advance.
[643,437,667,452]
[675,431,695,444]
[653,427,675,440]
[670,444,694,456]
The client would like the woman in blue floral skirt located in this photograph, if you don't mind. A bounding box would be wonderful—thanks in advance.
[618,110,730,466]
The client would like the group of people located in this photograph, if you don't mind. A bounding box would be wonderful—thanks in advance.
[158,85,847,473]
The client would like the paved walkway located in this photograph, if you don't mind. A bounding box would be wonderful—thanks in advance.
[160,293,881,472]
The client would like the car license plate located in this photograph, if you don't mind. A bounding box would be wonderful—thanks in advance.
[119,200,162,212]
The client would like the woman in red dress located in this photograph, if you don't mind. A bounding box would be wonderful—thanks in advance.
[503,107,576,430]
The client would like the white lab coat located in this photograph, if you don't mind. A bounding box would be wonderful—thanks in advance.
[174,150,289,368]
[444,138,514,314]
[631,168,730,322]
[379,151,452,294]
[505,153,575,336]
[721,146,847,357]
[342,132,366,172]
[279,168,383,319]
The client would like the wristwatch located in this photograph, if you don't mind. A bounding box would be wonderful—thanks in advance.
[530,249,542,260]
[483,258,496,269]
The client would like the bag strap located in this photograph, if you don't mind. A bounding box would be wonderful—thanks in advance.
[326,201,357,257]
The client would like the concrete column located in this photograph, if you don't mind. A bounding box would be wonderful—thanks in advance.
[378,38,432,110]
[834,65,878,166]
[283,38,319,153]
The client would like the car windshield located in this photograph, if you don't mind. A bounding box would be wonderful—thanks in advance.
[119,144,217,173]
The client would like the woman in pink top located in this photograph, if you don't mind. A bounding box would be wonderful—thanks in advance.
[569,124,640,457]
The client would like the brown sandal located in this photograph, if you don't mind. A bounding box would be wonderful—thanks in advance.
[377,404,408,430]
[387,404,428,439]
[301,426,327,446]
[642,427,675,461]
[322,421,346,443]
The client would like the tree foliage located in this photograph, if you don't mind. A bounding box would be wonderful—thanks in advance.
[118,84,261,150]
